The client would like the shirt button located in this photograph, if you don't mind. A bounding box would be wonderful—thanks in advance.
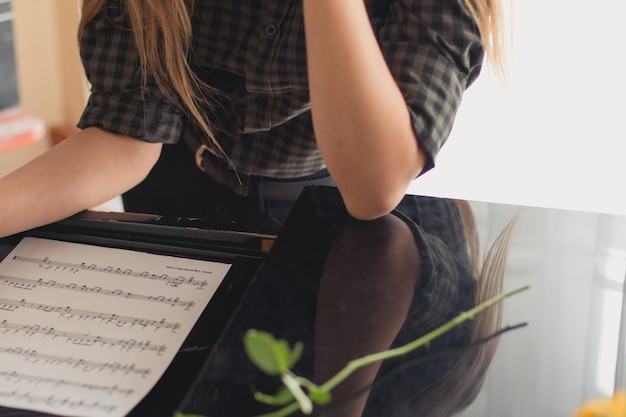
[264,24,278,37]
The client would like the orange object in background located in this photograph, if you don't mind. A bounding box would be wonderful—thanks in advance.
[573,390,626,417]
[0,109,45,152]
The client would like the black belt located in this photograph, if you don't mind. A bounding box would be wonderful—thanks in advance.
[184,133,335,201]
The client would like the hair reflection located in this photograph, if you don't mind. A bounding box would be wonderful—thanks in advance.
[313,196,516,417]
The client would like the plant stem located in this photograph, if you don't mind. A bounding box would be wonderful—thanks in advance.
[255,402,301,417]
[282,373,313,414]
[319,285,529,392]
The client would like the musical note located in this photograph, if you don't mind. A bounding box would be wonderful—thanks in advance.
[0,275,195,309]
[0,370,135,396]
[0,320,167,354]
[0,390,118,414]
[12,256,209,289]
[0,345,151,377]
[0,298,181,331]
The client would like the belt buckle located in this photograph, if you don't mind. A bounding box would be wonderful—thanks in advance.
[195,144,211,173]
[194,144,250,196]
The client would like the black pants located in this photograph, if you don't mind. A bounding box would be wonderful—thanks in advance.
[123,140,313,234]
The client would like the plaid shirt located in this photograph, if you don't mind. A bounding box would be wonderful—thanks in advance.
[78,0,483,179]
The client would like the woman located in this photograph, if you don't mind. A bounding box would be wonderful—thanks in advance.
[0,0,504,237]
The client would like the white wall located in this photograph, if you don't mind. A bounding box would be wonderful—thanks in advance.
[409,0,626,217]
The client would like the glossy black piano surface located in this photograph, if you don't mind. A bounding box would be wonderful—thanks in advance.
[1,186,624,417]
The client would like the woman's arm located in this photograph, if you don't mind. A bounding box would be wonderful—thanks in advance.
[0,127,162,238]
[314,215,420,415]
[302,0,427,221]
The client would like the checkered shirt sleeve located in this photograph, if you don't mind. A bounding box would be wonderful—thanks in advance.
[77,2,184,143]
[374,0,484,173]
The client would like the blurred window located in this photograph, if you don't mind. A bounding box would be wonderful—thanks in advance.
[0,0,18,111]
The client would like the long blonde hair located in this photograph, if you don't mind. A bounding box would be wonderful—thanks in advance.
[79,0,219,150]
[78,0,504,147]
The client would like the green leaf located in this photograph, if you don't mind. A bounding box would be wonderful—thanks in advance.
[286,341,303,369]
[173,412,207,417]
[243,330,303,375]
[254,386,295,406]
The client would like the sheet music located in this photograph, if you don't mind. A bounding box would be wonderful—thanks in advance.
[0,237,232,417]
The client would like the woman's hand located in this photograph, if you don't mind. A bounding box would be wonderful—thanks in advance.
[302,0,427,220]
[0,127,162,238]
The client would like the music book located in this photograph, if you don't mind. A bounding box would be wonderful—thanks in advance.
[0,237,231,417]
